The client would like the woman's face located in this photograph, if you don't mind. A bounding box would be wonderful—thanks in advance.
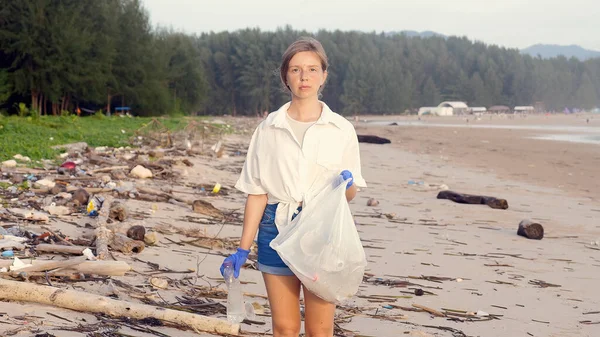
[286,51,327,100]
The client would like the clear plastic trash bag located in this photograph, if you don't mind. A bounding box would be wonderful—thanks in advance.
[270,176,367,304]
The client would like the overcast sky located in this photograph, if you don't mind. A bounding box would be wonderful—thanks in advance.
[142,0,600,51]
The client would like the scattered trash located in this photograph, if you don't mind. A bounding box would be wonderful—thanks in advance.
[13,154,31,162]
[43,205,71,216]
[212,183,221,194]
[149,277,168,289]
[1,250,14,258]
[223,262,246,324]
[143,231,159,246]
[130,165,153,179]
[51,141,88,153]
[87,195,105,216]
[1,160,17,168]
[33,178,56,189]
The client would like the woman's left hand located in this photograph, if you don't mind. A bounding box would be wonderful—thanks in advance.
[340,170,354,190]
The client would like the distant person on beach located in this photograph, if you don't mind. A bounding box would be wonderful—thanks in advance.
[220,37,366,336]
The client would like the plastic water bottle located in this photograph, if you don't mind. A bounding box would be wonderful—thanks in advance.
[223,262,245,324]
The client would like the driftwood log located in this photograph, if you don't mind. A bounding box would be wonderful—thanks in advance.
[517,219,544,240]
[0,259,131,276]
[94,196,144,257]
[9,256,88,275]
[0,278,239,335]
[111,233,144,254]
[437,190,508,210]
[95,195,114,260]
[0,241,25,251]
[137,186,191,205]
[357,135,391,144]
[36,244,88,255]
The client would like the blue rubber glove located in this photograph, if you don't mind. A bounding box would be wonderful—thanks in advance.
[340,170,354,190]
[220,248,250,279]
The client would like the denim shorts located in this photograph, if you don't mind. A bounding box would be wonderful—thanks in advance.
[257,203,301,276]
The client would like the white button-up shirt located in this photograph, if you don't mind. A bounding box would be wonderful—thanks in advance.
[235,101,367,230]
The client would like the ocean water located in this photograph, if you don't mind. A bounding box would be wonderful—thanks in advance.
[366,120,600,145]
[366,120,600,133]
[531,134,600,145]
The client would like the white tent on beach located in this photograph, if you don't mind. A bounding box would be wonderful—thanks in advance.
[438,101,469,115]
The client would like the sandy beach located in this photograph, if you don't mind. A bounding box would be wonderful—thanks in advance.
[0,113,599,337]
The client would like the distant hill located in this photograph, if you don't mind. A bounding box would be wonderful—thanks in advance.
[522,44,600,60]
[386,30,447,39]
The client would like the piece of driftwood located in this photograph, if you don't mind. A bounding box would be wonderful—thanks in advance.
[0,241,25,251]
[192,199,224,219]
[110,233,144,254]
[36,244,88,255]
[0,278,239,335]
[12,256,88,274]
[357,135,391,144]
[517,219,544,240]
[412,303,446,317]
[137,186,191,205]
[136,194,167,202]
[0,260,130,276]
[109,201,128,221]
[88,166,130,174]
[95,195,114,260]
[437,190,508,210]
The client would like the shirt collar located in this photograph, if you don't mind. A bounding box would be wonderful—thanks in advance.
[268,101,342,129]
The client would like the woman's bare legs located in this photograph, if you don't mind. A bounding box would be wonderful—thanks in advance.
[263,273,302,337]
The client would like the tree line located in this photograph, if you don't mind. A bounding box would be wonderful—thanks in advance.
[1,0,599,116]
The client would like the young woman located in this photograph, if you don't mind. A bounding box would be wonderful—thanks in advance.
[220,37,366,337]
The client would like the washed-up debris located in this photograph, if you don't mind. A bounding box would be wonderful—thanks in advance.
[529,279,561,288]
[33,178,56,189]
[357,135,391,144]
[51,141,88,153]
[1,159,17,168]
[0,278,239,335]
[517,219,544,240]
[143,231,159,246]
[127,225,146,241]
[130,165,153,179]
[72,188,90,206]
[192,199,225,219]
[13,154,31,162]
[437,190,508,210]
[43,205,71,216]
[109,201,128,221]
[367,198,380,207]
[149,276,169,289]
[0,123,249,335]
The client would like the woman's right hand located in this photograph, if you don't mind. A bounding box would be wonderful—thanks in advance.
[219,247,250,278]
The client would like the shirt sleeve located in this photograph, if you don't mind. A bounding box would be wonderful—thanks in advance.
[235,126,268,195]
[343,125,367,188]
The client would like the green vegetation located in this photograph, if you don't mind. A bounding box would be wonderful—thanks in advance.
[0,0,205,116]
[0,115,191,161]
